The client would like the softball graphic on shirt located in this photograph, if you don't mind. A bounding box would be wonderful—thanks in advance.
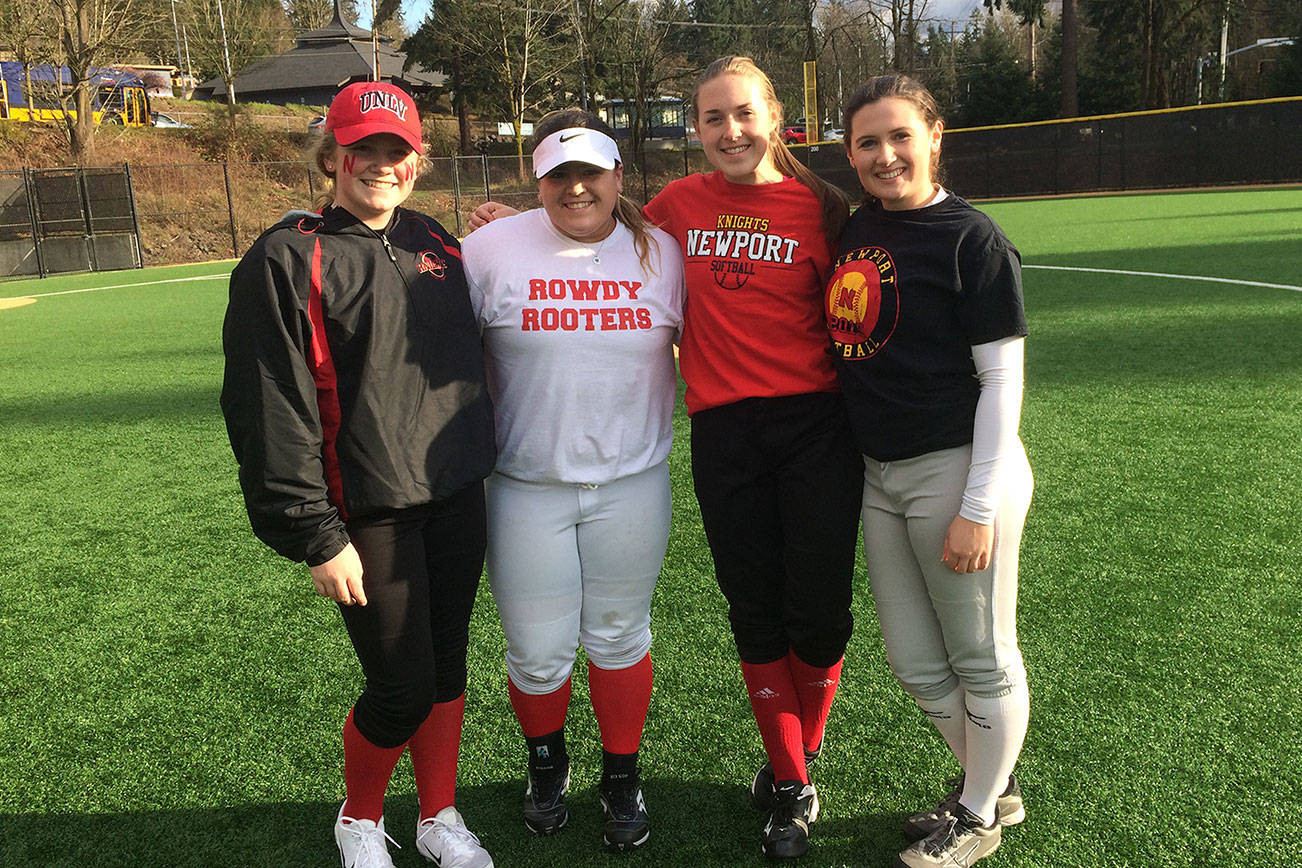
[826,246,899,360]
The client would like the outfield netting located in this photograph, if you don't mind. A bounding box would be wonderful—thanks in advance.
[4,98,1298,279]
[800,97,1302,200]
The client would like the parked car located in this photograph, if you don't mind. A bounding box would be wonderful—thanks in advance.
[781,124,807,144]
[308,115,326,133]
[150,111,191,129]
[823,128,844,142]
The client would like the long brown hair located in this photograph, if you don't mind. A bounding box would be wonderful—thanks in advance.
[691,56,849,245]
[842,73,946,201]
[531,108,661,274]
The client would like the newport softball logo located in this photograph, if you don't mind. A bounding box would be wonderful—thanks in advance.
[418,251,447,278]
[686,213,799,291]
[826,246,898,360]
[357,89,409,120]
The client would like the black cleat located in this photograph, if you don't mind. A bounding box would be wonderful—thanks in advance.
[751,745,822,818]
[523,763,570,835]
[761,780,816,860]
[598,771,650,853]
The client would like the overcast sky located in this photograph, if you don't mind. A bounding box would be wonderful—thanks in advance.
[923,0,987,24]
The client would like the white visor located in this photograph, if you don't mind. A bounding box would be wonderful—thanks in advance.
[531,127,621,178]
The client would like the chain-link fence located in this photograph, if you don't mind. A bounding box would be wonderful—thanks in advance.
[4,97,1298,281]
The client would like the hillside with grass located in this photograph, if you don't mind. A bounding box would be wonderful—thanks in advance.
[0,99,472,265]
[0,97,469,172]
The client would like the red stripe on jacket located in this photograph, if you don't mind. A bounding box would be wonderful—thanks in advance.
[406,212,462,260]
[306,238,348,519]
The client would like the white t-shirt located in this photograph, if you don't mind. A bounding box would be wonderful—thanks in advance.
[462,208,686,485]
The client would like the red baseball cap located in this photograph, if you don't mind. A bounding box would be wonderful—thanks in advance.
[326,82,422,151]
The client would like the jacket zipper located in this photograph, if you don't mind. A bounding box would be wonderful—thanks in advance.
[376,228,413,291]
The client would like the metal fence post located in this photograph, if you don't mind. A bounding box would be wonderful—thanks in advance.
[77,168,99,272]
[451,156,464,237]
[123,161,144,269]
[1096,120,1103,191]
[1119,118,1127,191]
[1052,125,1060,195]
[23,167,46,278]
[984,137,992,199]
[1193,114,1202,187]
[222,161,238,256]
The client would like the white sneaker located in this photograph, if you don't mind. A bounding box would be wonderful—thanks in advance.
[416,806,494,868]
[896,806,1001,868]
[334,804,399,868]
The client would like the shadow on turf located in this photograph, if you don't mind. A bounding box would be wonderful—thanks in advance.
[0,384,218,426]
[2,778,912,867]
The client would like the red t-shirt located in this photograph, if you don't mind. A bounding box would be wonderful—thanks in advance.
[643,172,839,415]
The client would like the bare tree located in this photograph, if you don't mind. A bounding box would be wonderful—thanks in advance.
[282,0,361,32]
[43,0,164,161]
[185,0,291,120]
[817,1,894,123]
[0,0,52,66]
[599,0,691,164]
[425,0,575,158]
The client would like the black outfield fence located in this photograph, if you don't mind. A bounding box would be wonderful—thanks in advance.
[3,97,1298,280]
[803,96,1302,201]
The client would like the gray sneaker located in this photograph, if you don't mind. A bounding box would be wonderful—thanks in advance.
[903,774,1023,842]
[896,805,1001,868]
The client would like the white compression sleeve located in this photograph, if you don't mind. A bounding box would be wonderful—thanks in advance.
[959,336,1025,525]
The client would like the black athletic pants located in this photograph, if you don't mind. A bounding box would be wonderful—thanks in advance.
[337,483,487,749]
[690,392,863,667]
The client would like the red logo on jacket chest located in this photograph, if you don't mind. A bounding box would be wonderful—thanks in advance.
[418,251,447,278]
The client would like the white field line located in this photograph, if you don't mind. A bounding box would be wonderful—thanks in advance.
[1024,264,1302,293]
[9,273,229,300]
[8,265,1299,300]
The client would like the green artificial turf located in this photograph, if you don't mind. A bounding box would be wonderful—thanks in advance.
[2,188,1300,867]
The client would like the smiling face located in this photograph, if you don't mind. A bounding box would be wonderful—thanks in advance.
[845,96,943,210]
[695,73,783,185]
[323,132,419,228]
[538,161,623,243]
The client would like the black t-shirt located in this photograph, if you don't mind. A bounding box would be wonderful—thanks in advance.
[826,193,1027,462]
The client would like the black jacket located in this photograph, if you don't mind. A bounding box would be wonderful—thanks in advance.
[221,205,496,565]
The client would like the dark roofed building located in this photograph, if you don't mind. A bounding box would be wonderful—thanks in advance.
[194,0,444,106]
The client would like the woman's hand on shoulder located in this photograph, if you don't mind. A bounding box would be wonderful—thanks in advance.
[468,201,520,232]
[310,542,367,605]
[942,515,994,574]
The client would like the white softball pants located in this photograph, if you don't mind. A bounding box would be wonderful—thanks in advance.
[863,443,1033,701]
[485,461,670,695]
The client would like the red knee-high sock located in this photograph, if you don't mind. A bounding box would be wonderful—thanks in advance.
[507,676,572,738]
[588,654,653,755]
[788,652,843,755]
[342,708,407,822]
[739,659,807,784]
[408,694,465,819]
